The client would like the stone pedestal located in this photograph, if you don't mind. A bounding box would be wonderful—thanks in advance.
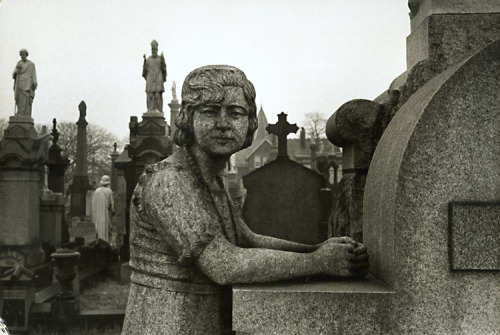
[407,2,500,69]
[68,176,92,218]
[408,0,500,31]
[40,190,65,249]
[325,99,383,242]
[0,280,37,333]
[0,116,46,266]
[0,116,50,332]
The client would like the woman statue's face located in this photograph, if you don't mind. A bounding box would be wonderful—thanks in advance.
[192,86,249,158]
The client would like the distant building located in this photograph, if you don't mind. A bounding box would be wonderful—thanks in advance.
[234,107,274,174]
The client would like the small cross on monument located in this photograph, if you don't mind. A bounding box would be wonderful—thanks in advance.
[266,112,299,159]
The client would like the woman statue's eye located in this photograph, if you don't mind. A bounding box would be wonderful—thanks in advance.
[202,109,216,116]
[230,108,247,117]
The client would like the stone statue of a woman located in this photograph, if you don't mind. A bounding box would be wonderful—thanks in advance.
[122,65,369,334]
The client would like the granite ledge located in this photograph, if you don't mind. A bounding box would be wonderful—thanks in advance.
[233,276,395,335]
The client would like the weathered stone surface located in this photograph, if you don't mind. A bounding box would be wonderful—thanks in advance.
[329,173,366,241]
[243,159,327,244]
[0,118,49,270]
[326,99,383,170]
[364,39,500,333]
[39,192,65,248]
[233,278,394,335]
[449,202,500,271]
[0,169,41,246]
[0,117,47,249]
[407,13,500,69]
[326,99,383,242]
[409,0,500,31]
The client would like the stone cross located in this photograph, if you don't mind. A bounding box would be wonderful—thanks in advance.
[266,112,298,159]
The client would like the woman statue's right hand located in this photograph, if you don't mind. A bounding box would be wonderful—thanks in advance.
[314,239,369,278]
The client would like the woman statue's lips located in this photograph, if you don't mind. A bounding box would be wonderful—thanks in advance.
[212,136,233,140]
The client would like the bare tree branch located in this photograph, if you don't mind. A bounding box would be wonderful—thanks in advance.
[37,121,122,188]
[0,117,7,141]
[302,112,327,142]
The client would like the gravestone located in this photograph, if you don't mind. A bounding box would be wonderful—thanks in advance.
[363,38,500,333]
[242,112,329,244]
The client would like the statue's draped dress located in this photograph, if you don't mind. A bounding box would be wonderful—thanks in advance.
[122,148,244,334]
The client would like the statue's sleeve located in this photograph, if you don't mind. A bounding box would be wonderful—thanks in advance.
[12,61,20,80]
[133,163,222,265]
[161,55,167,82]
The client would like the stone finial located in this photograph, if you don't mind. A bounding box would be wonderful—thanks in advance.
[51,118,60,145]
[326,99,383,171]
[78,101,86,118]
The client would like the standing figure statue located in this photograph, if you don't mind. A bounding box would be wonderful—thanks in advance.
[91,175,115,242]
[12,49,37,117]
[143,40,167,112]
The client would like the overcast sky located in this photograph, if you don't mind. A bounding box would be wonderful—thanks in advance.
[0,0,410,142]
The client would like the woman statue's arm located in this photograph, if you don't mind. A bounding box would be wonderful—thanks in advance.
[196,234,368,285]
[237,218,357,253]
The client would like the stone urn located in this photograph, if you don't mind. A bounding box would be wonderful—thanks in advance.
[51,248,80,299]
